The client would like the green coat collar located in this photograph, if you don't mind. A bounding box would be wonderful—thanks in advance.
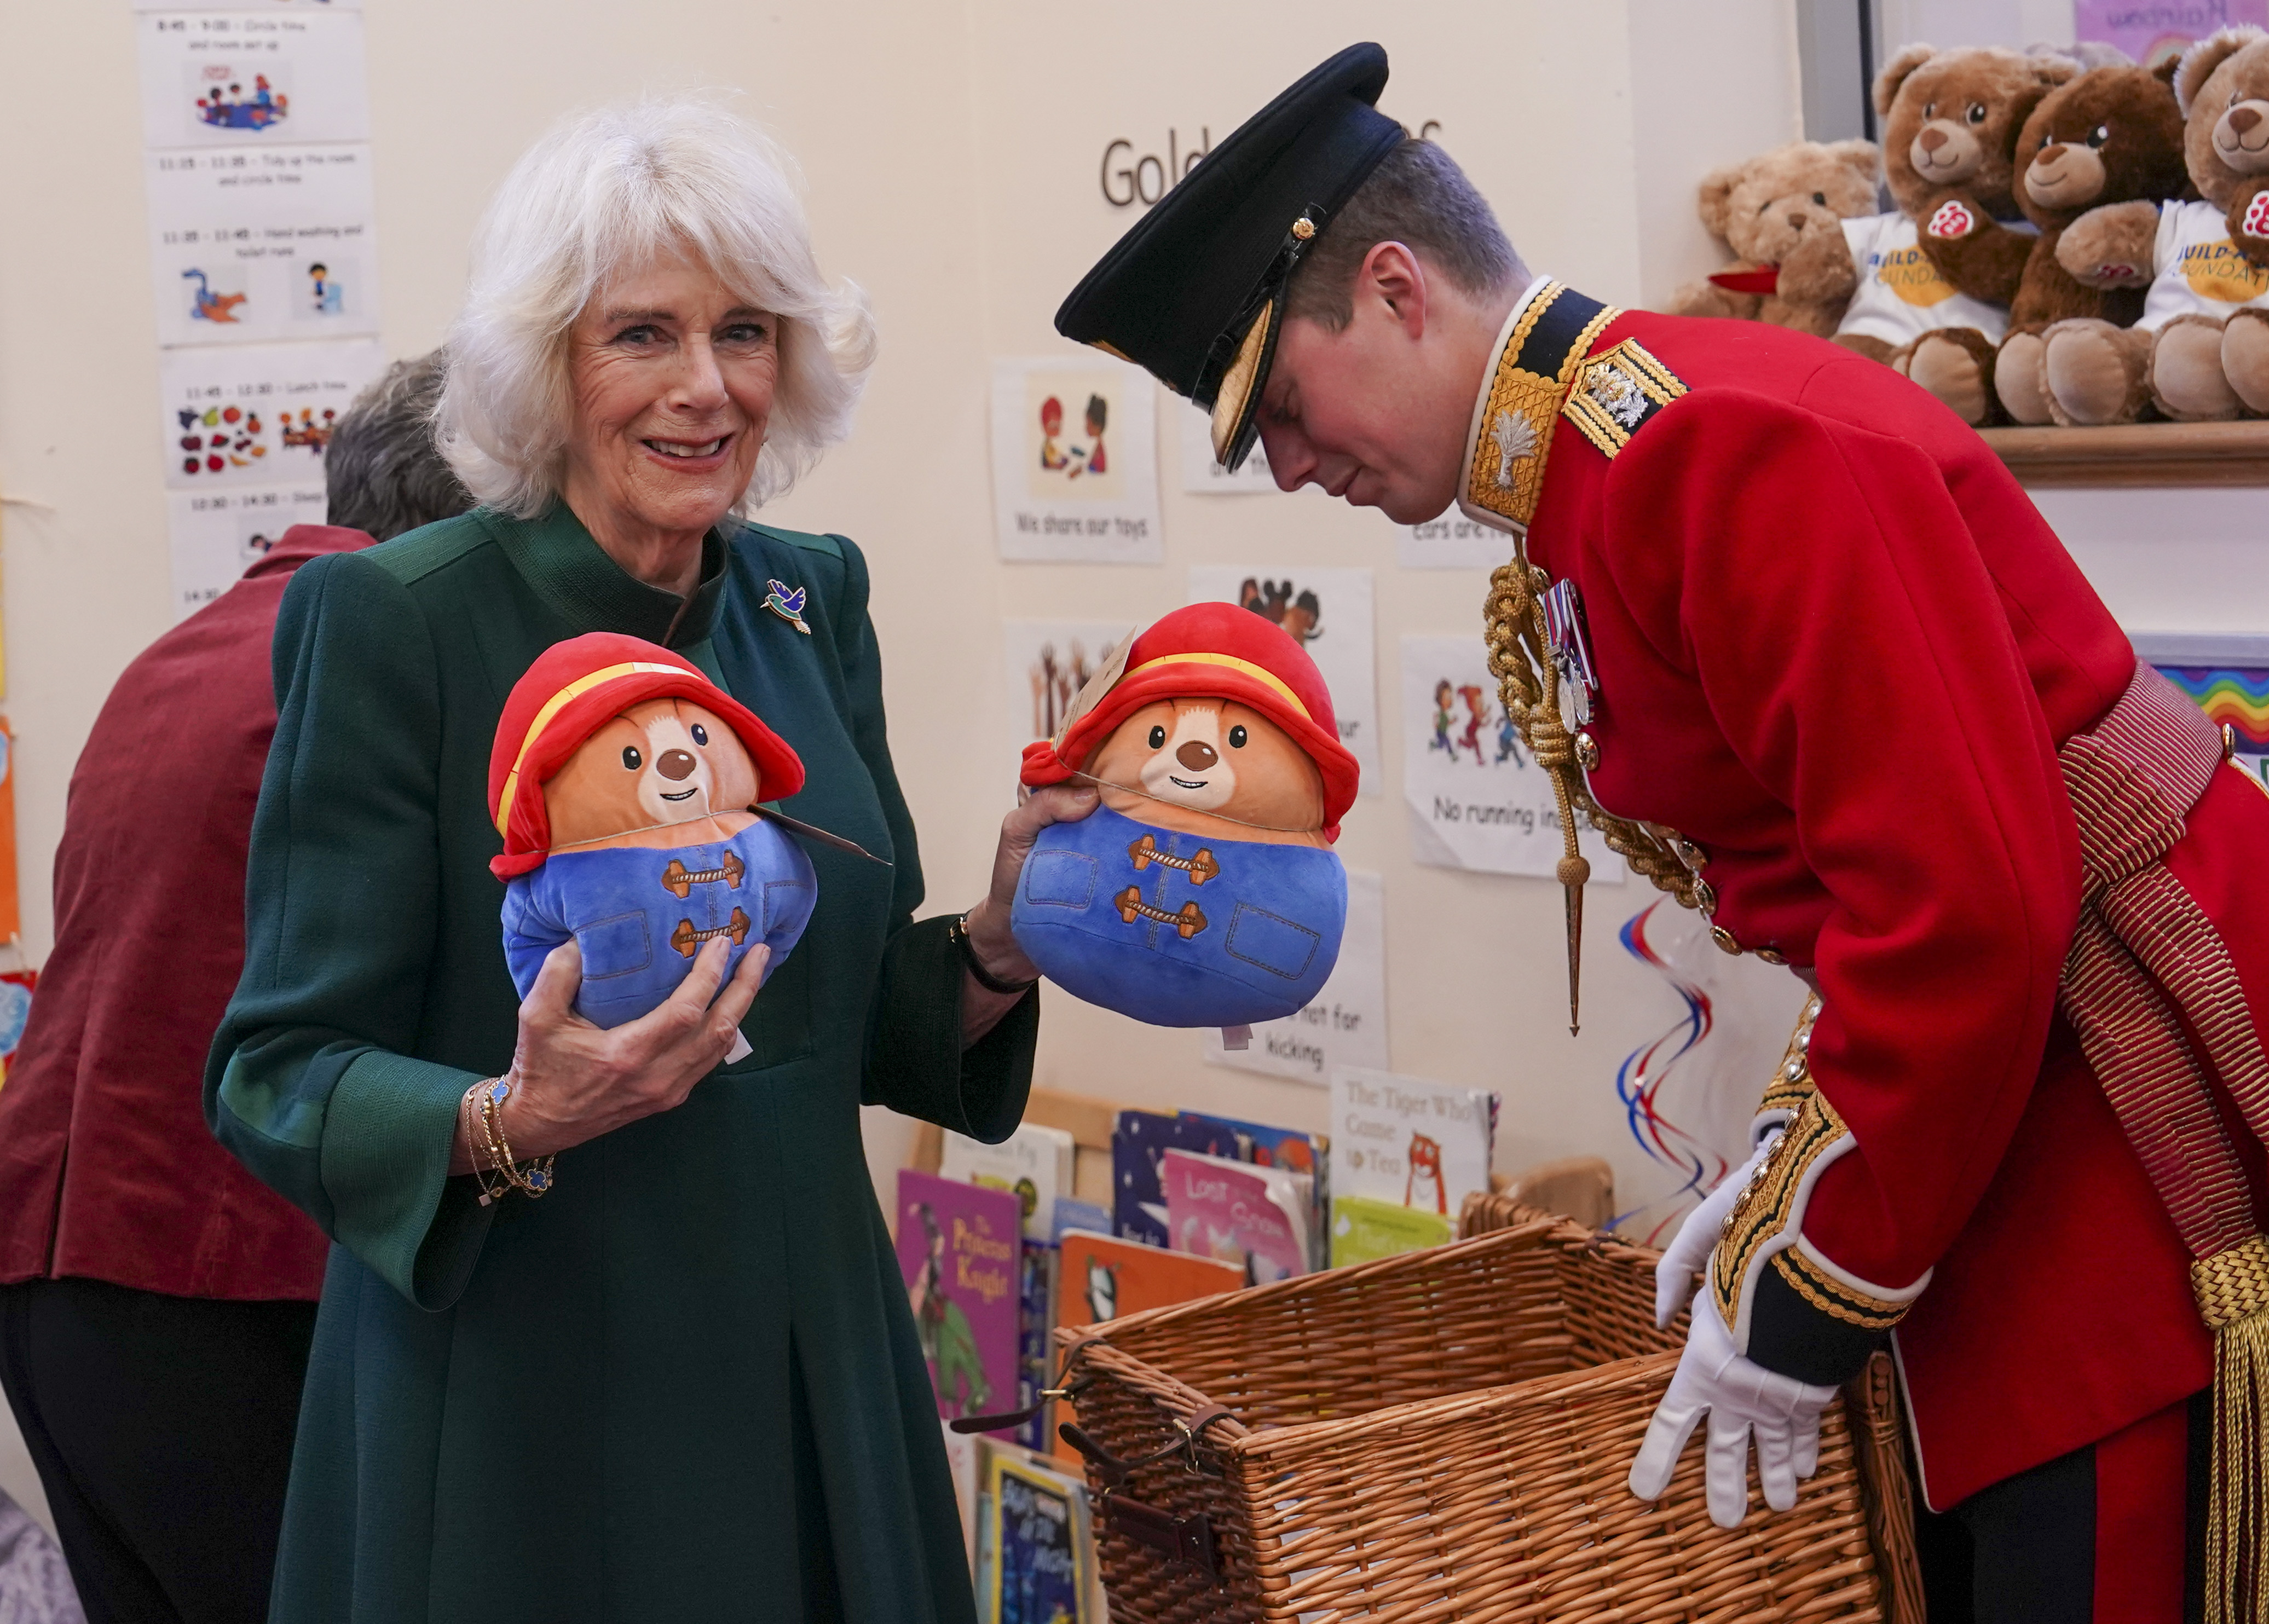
[484,503,727,649]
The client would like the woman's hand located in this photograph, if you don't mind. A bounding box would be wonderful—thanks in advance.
[960,784,1097,1041]
[452,937,768,1174]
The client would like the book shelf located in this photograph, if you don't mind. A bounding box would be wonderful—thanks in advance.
[1979,420,2269,488]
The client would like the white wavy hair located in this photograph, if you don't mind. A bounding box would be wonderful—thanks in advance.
[435,93,876,517]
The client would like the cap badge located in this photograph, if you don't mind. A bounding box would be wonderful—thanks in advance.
[764,579,811,635]
[1291,215,1318,241]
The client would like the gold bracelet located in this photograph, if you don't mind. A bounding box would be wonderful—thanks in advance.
[478,1077,556,1199]
[463,1080,514,1207]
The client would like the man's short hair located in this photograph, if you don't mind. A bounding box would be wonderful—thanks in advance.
[325,350,475,541]
[1284,137,1521,330]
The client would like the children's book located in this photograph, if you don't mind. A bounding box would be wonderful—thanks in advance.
[1329,1192,1455,1267]
[1110,1109,1239,1248]
[942,1122,1077,1242]
[1012,1239,1057,1453]
[1327,1066,1498,1221]
[1179,1108,1330,1269]
[984,1449,1091,1624]
[1052,1230,1243,1465]
[896,1170,1021,1432]
[1048,1196,1111,1244]
[1162,1149,1312,1284]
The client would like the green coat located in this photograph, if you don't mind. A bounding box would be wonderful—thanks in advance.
[205,504,1035,1623]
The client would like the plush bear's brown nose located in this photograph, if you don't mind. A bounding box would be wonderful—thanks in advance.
[1920,127,1948,152]
[2234,105,2263,133]
[1175,741,1218,771]
[1788,212,1808,230]
[2037,143,2069,165]
[657,749,697,782]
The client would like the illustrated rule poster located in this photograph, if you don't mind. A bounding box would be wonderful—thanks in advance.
[1186,565,1381,796]
[1201,868,1388,1084]
[159,337,384,492]
[990,357,1162,563]
[1000,620,1134,794]
[139,11,372,151]
[1176,398,1277,494]
[1397,511,1516,570]
[1400,633,1619,880]
[146,145,380,346]
[166,484,327,620]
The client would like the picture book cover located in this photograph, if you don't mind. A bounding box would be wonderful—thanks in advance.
[1053,1230,1243,1465]
[984,1450,1090,1624]
[1162,1149,1312,1285]
[1327,1066,1497,1219]
[1012,1239,1056,1454]
[1178,1108,1330,1269]
[941,1122,1076,1242]
[896,1170,1021,1431]
[1329,1193,1455,1268]
[1049,1196,1111,1244]
[1110,1109,1239,1249]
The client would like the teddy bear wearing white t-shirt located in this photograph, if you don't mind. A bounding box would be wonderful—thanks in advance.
[2033,27,2269,421]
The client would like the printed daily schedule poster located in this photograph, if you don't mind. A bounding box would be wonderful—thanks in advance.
[1400,633,1618,879]
[990,357,1162,563]
[1398,511,1514,570]
[139,12,371,151]
[1202,869,1387,1083]
[147,146,379,345]
[1187,565,1381,796]
[137,0,361,9]
[166,484,327,620]
[160,337,384,491]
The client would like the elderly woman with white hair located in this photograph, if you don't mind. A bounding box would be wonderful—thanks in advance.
[206,96,1086,1623]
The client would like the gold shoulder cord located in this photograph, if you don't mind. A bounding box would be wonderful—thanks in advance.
[1468,284,1707,1033]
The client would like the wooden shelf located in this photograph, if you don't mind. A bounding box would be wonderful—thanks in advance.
[1978,421,2269,488]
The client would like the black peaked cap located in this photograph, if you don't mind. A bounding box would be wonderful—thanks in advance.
[1054,44,1404,471]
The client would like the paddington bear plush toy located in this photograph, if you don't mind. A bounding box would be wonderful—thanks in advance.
[1014,603,1358,1034]
[488,633,815,1042]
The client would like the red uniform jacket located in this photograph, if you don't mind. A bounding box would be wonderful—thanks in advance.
[0,525,370,1301]
[1512,301,2269,1508]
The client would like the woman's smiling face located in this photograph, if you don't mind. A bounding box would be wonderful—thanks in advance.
[562,252,778,549]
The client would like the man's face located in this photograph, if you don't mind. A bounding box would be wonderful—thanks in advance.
[1254,301,1472,524]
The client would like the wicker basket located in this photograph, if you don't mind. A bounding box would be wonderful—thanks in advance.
[1053,1210,1922,1624]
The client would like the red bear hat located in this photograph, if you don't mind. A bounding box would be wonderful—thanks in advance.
[1020,602,1359,839]
[487,632,804,881]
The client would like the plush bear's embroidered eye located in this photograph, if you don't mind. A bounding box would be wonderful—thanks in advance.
[2235,91,2245,109]
[1967,102,1987,124]
[1812,191,1827,206]
[1923,101,1937,118]
[1228,726,1249,748]
[690,723,709,746]
[2087,124,2110,148]
[622,746,642,770]
[1148,725,1167,749]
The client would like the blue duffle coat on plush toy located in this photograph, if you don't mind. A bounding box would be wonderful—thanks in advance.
[1012,802,1343,1026]
[1015,602,1360,1031]
[502,818,815,1026]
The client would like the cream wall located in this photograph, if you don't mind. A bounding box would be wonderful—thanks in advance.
[4,0,2259,1539]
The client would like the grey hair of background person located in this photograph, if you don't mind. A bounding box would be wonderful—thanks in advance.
[434,92,879,520]
[325,350,475,542]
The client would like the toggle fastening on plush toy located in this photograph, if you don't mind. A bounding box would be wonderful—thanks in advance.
[487,632,817,1050]
[1014,602,1359,1039]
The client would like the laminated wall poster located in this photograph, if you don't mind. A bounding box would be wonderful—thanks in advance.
[990,358,1161,563]
[2074,0,2268,66]
[137,11,372,150]
[1186,564,1381,795]
[1199,868,1388,1084]
[147,144,380,346]
[2134,634,2269,792]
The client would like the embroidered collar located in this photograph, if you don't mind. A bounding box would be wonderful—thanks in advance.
[1453,279,1621,537]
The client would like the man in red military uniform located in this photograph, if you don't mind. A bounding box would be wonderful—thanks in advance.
[1057,45,2269,1624]
[0,352,470,1623]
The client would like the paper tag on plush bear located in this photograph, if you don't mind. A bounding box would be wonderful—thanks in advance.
[1050,623,1141,751]
[1926,199,1976,239]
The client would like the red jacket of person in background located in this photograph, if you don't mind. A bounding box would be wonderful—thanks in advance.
[0,524,372,1301]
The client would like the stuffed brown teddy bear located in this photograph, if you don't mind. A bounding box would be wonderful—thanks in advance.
[2034,27,2269,421]
[1955,58,2192,425]
[1670,140,1883,337]
[1833,44,2076,424]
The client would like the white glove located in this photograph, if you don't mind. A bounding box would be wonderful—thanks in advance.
[1652,1130,1781,1330]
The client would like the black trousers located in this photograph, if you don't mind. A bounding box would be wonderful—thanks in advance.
[0,1279,316,1624]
